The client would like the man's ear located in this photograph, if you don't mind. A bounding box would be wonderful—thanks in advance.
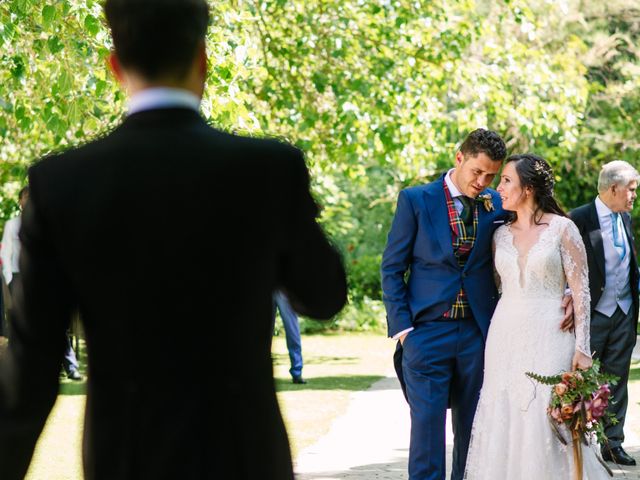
[198,42,207,77]
[108,52,125,85]
[455,151,464,167]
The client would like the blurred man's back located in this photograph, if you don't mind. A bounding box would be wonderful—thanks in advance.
[0,1,347,479]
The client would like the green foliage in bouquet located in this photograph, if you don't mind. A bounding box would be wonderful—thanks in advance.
[526,360,618,445]
[527,360,618,477]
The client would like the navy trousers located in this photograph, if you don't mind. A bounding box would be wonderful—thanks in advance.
[400,318,484,480]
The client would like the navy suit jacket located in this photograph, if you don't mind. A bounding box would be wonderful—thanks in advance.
[381,174,508,340]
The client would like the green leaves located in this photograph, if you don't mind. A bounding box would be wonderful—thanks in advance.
[47,35,64,54]
[57,70,73,93]
[84,14,99,36]
[0,0,122,221]
[1,0,639,307]
[10,55,25,80]
[42,5,55,26]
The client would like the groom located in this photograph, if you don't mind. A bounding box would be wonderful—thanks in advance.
[382,129,508,480]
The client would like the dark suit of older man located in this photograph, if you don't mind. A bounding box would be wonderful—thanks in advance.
[570,160,640,466]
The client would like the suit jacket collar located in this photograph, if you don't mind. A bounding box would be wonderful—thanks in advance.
[466,188,494,267]
[587,200,606,278]
[424,176,454,260]
[621,211,637,264]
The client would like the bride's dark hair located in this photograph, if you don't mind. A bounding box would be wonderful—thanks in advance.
[506,153,566,224]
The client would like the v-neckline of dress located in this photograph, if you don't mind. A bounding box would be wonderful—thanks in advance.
[505,215,560,288]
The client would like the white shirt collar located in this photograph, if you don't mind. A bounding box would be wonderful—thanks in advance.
[595,196,615,219]
[444,169,463,198]
[127,88,200,116]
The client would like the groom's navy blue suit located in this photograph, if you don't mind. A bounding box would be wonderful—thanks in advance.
[382,174,507,480]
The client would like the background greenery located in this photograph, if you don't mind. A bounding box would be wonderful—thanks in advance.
[2,0,640,331]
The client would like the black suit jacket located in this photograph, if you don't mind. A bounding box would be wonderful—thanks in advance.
[0,108,347,480]
[569,201,639,324]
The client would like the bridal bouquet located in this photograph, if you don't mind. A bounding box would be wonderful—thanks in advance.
[526,361,618,478]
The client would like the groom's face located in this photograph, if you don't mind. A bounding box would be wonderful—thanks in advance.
[453,152,501,198]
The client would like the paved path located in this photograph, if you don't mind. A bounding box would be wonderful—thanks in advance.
[294,338,640,479]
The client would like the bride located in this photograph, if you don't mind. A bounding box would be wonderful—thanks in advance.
[464,154,609,479]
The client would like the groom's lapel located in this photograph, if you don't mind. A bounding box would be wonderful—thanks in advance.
[466,191,492,267]
[423,176,454,259]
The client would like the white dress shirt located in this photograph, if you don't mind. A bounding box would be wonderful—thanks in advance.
[444,168,468,215]
[128,87,200,115]
[1,215,21,285]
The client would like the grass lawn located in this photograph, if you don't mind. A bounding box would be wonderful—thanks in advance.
[5,332,393,479]
[272,332,393,457]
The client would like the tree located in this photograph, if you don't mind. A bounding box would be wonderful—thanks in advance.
[1,0,637,327]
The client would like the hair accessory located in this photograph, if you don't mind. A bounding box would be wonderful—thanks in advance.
[533,159,554,192]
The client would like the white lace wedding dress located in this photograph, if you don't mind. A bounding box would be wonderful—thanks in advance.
[464,215,609,479]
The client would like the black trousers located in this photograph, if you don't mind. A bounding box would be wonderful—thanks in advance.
[591,306,637,448]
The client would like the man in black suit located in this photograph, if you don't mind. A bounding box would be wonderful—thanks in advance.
[0,1,347,479]
[570,160,639,466]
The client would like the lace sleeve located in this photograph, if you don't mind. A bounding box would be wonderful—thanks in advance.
[559,219,591,357]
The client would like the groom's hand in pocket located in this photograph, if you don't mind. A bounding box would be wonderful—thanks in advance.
[399,333,408,346]
[560,294,574,332]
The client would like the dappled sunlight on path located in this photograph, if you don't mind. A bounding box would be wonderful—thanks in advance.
[25,396,85,480]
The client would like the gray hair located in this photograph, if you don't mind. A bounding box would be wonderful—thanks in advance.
[597,160,640,192]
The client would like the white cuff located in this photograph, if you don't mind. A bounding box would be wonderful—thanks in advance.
[392,327,414,340]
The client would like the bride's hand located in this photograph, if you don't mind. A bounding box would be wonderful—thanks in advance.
[572,350,592,371]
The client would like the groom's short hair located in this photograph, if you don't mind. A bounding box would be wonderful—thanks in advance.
[459,129,507,162]
[104,0,210,81]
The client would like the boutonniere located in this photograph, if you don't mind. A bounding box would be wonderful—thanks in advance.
[477,193,494,212]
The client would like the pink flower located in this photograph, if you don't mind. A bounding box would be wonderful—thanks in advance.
[589,397,607,420]
[573,401,583,413]
[561,372,577,387]
[549,407,563,423]
[581,400,593,421]
[554,383,568,396]
[595,384,611,401]
[583,384,611,420]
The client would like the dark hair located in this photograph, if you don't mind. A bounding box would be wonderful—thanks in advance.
[18,186,29,200]
[104,0,210,80]
[506,153,566,224]
[459,128,507,162]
